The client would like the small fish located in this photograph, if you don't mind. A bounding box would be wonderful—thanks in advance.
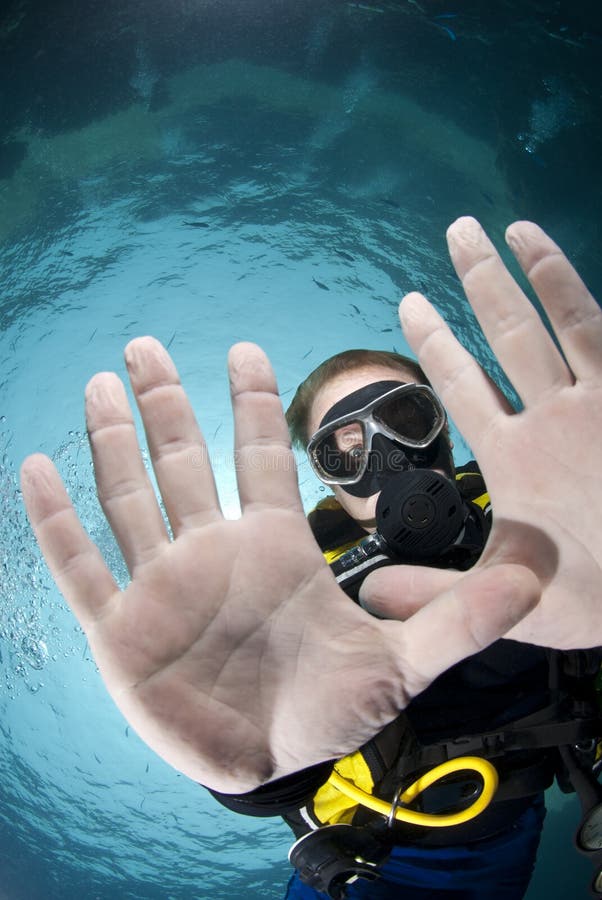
[184,221,210,228]
[348,2,384,12]
[82,640,88,660]
[435,23,457,40]
[213,423,222,439]
[146,763,150,773]
[313,278,330,291]
[480,191,494,206]
[302,347,313,359]
[62,250,74,257]
[166,331,176,349]
[125,726,130,738]
[380,197,400,210]
[335,249,355,262]
[94,753,102,765]
[544,29,585,48]
[351,303,361,315]
[381,327,393,332]
[434,13,458,19]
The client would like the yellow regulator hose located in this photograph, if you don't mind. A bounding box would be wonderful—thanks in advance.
[329,756,499,828]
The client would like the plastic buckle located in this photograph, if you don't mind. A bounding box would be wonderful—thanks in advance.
[289,823,391,900]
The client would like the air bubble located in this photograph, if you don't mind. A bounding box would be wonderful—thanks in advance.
[21,636,49,670]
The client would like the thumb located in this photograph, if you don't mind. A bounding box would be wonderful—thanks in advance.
[360,565,459,619]
[390,563,542,699]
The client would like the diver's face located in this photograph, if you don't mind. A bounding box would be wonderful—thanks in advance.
[308,365,426,532]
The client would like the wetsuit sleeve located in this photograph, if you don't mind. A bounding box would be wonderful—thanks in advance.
[205,761,334,817]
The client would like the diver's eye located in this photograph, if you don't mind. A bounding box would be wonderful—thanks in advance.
[335,423,363,453]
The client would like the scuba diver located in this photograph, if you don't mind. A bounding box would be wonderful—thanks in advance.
[210,348,602,899]
[19,219,602,900]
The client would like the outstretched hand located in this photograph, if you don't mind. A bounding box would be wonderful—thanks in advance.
[21,333,537,793]
[361,218,602,651]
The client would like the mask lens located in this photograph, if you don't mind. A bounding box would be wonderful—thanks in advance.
[313,422,367,481]
[373,389,442,445]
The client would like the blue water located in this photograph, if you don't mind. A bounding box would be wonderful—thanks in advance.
[1,1,601,897]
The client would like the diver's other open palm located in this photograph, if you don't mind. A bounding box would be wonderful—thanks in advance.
[21,338,536,792]
[362,219,602,651]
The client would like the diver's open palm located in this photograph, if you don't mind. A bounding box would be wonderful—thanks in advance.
[21,337,536,792]
[362,219,602,651]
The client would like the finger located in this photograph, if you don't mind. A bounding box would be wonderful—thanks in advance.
[395,564,540,696]
[20,454,118,630]
[124,337,222,535]
[399,292,512,454]
[229,343,303,513]
[86,371,169,573]
[506,221,602,383]
[446,217,572,405]
[359,565,458,619]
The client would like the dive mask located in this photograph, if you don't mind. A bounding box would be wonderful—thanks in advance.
[308,380,447,497]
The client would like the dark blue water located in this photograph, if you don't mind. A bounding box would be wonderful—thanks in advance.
[1,1,601,897]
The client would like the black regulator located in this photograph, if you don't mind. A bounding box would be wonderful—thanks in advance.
[330,469,484,601]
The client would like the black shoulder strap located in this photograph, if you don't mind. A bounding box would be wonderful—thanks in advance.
[308,498,366,553]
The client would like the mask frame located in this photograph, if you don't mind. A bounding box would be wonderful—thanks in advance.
[308,382,447,487]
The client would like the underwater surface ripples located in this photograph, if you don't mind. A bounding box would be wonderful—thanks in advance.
[1,2,601,896]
